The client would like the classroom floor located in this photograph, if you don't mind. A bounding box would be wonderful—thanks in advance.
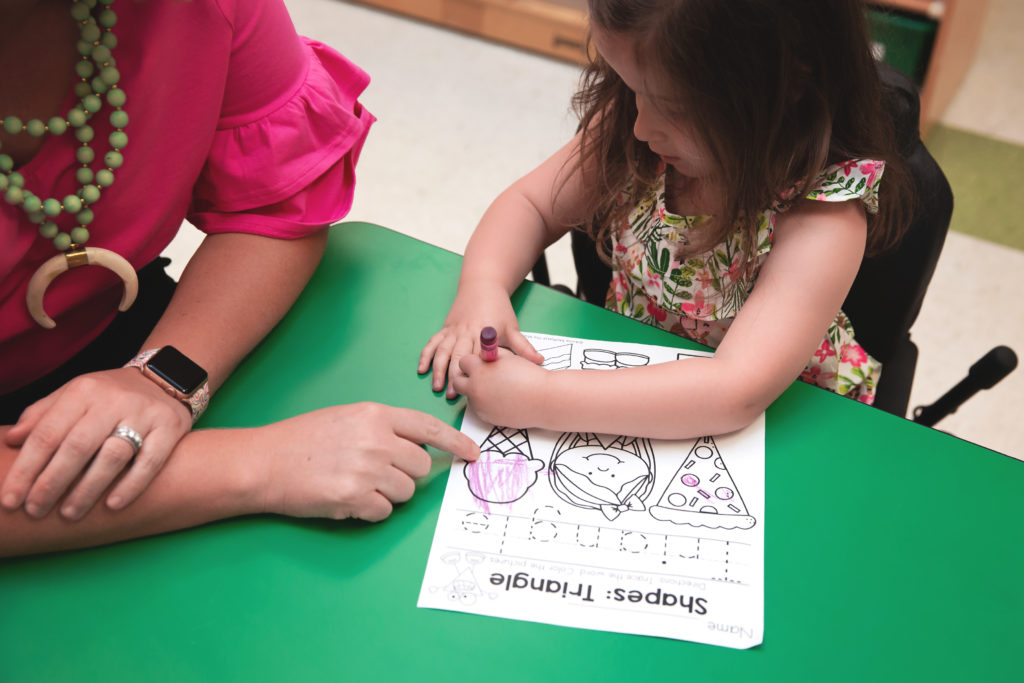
[164,0,1024,459]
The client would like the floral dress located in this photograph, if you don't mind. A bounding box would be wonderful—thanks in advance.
[607,160,884,404]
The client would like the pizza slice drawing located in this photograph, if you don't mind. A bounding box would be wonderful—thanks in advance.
[649,436,756,530]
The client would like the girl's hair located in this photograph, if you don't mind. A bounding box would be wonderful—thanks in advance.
[568,0,912,263]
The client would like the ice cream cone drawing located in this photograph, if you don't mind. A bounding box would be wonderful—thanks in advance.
[464,426,545,506]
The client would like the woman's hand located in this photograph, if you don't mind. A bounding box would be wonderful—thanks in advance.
[453,350,551,428]
[0,367,192,520]
[257,403,479,521]
[0,402,480,556]
[418,281,543,399]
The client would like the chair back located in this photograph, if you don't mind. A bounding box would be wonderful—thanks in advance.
[841,64,953,366]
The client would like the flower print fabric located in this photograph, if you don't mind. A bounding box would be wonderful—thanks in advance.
[607,160,884,403]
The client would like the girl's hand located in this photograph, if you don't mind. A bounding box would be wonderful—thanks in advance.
[257,403,479,521]
[0,368,192,520]
[453,350,551,428]
[418,281,543,399]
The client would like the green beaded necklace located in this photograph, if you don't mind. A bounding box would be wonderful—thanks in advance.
[2,0,135,329]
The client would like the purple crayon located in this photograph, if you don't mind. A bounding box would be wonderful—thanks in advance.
[480,326,498,362]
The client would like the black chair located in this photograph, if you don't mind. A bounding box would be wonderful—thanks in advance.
[837,62,951,415]
[530,64,1016,424]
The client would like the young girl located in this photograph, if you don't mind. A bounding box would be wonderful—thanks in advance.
[419,0,910,439]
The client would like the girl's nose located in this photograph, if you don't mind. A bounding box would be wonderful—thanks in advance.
[633,96,652,142]
[633,120,649,143]
[633,119,650,143]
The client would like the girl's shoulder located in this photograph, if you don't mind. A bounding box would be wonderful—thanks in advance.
[802,159,885,214]
[773,159,885,215]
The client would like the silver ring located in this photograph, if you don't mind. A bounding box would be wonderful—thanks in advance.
[111,425,143,456]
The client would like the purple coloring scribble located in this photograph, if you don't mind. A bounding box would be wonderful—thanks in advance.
[464,449,544,511]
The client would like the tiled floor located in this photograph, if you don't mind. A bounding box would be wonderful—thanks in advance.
[164,0,1023,458]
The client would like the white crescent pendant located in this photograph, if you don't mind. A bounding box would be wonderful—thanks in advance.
[25,246,139,329]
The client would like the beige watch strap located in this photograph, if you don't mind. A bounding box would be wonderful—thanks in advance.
[125,348,210,423]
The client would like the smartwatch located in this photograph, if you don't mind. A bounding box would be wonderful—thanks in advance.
[126,346,210,423]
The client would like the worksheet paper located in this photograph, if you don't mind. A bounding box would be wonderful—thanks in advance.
[418,332,765,649]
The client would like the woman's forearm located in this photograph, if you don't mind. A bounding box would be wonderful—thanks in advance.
[1,402,480,557]
[142,229,329,391]
[0,426,263,557]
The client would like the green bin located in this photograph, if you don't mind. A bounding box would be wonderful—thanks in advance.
[865,6,938,84]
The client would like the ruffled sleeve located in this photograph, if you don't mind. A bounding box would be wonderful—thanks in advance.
[188,39,376,238]
[805,159,885,214]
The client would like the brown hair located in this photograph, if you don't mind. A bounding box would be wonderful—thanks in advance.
[567,0,911,264]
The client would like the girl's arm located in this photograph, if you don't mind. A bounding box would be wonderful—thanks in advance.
[454,198,868,438]
[2,229,328,521]
[419,132,593,397]
[0,404,479,558]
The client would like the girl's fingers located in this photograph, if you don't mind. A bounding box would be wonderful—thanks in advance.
[418,331,446,375]
[458,353,483,377]
[507,330,544,364]
[451,354,481,398]
[430,336,457,393]
[451,372,469,398]
[446,336,475,399]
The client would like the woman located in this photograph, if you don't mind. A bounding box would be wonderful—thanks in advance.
[0,0,477,555]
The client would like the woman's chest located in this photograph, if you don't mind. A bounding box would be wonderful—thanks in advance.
[0,5,79,168]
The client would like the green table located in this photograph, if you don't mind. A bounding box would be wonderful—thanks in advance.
[1,223,1020,682]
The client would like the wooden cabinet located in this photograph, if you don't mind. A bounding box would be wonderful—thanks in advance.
[881,0,990,135]
[346,0,989,135]
[346,0,589,64]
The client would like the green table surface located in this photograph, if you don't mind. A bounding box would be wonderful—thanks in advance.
[1,223,1021,682]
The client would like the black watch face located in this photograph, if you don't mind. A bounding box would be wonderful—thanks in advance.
[147,346,208,395]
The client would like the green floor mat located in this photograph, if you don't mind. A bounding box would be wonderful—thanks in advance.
[924,124,1024,252]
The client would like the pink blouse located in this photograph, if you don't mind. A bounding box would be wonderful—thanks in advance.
[0,0,375,394]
